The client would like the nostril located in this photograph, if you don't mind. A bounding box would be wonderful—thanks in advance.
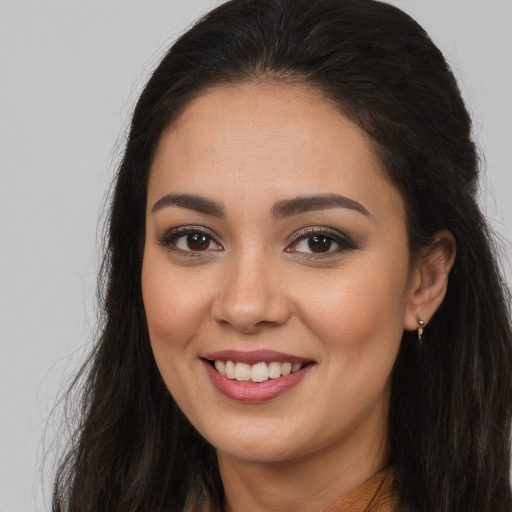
[211,297,293,333]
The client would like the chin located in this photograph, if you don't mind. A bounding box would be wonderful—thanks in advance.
[202,416,319,464]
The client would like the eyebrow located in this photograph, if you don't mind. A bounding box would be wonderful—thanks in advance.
[151,193,225,217]
[151,192,369,219]
[271,193,370,219]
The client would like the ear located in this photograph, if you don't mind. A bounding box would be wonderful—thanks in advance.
[404,229,456,332]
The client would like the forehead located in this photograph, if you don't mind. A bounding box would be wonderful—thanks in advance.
[148,81,404,223]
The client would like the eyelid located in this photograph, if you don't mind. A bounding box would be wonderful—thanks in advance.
[156,224,357,257]
[157,225,223,254]
[286,226,358,254]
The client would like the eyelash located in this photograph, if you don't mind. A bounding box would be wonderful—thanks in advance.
[157,225,358,257]
[286,227,358,257]
[157,226,222,256]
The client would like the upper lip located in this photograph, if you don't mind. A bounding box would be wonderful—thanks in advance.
[202,349,312,365]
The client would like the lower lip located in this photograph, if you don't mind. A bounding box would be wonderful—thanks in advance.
[202,360,312,403]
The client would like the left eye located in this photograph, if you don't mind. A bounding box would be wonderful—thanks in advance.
[287,228,357,255]
[291,234,340,254]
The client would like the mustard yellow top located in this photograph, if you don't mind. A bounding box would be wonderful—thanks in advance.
[324,466,399,512]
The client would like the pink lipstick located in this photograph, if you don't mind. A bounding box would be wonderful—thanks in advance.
[202,350,314,403]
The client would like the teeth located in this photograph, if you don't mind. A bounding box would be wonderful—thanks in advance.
[214,360,226,376]
[281,362,292,376]
[225,360,236,379]
[214,360,305,382]
[251,362,269,382]
[234,362,251,381]
[292,363,302,372]
[268,362,281,379]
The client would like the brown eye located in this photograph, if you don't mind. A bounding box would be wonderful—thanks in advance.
[287,227,356,256]
[308,235,332,253]
[160,227,223,254]
[165,230,222,253]
[186,233,210,251]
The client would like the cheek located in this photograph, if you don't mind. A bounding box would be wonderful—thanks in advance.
[141,254,206,413]
[294,258,409,363]
[141,251,211,359]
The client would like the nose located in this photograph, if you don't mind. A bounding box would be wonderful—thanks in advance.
[211,251,292,333]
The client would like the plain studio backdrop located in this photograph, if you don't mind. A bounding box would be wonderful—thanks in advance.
[1,1,511,511]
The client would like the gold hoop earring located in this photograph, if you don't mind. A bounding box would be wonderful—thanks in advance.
[417,319,425,343]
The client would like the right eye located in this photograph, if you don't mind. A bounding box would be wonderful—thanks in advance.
[174,232,218,251]
[159,227,223,254]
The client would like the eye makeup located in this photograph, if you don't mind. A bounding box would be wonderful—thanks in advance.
[284,225,360,262]
[156,223,359,260]
[157,225,223,257]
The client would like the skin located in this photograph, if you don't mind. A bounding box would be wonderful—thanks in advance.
[142,82,455,512]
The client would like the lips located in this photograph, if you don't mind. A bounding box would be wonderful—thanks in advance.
[202,350,314,402]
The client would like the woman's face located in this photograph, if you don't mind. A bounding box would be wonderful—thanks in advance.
[142,82,417,466]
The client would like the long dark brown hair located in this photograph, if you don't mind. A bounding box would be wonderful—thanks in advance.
[52,0,512,510]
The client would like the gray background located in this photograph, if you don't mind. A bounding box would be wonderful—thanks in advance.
[1,1,511,511]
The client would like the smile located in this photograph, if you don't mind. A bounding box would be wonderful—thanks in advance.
[214,360,304,382]
[202,350,314,402]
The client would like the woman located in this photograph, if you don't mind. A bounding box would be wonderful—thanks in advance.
[52,0,512,511]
